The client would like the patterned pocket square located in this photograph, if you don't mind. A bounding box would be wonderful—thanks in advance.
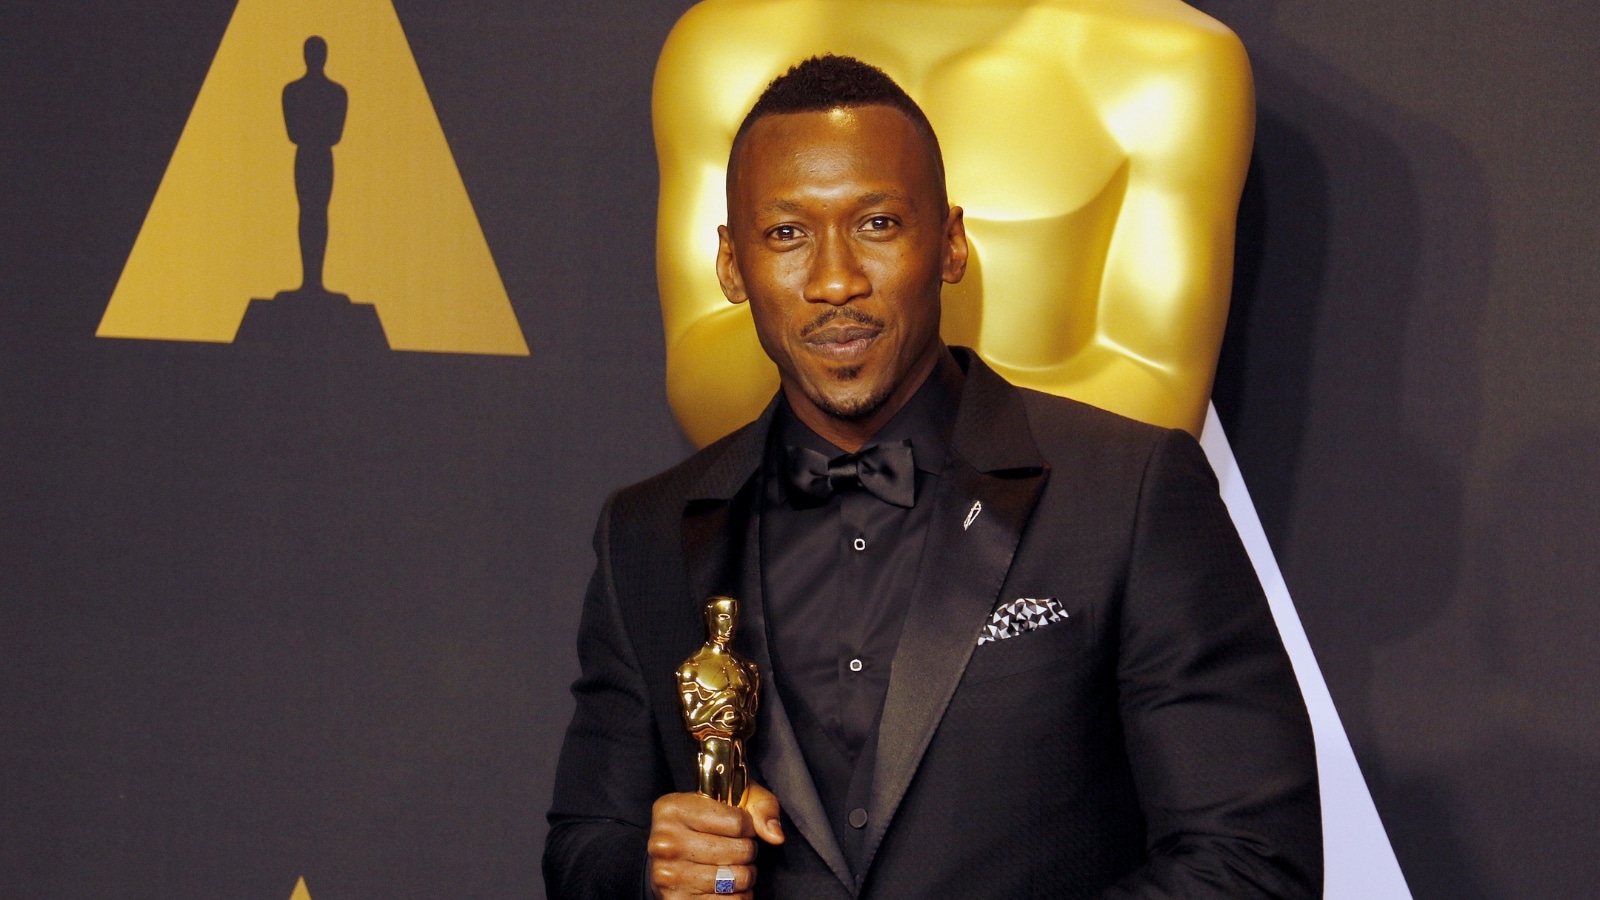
[978,597,1068,645]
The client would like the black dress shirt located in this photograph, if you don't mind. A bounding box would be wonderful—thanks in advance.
[760,352,963,866]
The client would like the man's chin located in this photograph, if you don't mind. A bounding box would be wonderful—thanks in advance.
[805,382,893,423]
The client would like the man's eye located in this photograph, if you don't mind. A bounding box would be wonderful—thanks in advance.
[865,216,894,231]
[770,225,799,241]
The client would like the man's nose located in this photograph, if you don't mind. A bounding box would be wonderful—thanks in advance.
[804,231,870,305]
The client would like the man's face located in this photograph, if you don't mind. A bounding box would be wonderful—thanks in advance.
[718,105,966,423]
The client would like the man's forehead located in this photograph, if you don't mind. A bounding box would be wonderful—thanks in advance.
[730,107,938,204]
[738,105,924,159]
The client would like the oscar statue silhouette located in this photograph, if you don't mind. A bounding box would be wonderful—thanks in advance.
[235,36,385,351]
[283,35,346,296]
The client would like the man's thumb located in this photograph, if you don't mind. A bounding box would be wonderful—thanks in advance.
[744,782,785,844]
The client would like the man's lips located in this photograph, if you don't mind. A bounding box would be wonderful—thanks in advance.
[804,325,881,359]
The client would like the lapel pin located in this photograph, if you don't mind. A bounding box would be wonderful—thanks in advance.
[963,500,982,531]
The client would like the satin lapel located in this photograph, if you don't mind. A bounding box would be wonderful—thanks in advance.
[860,352,1049,877]
[679,400,775,602]
[668,411,770,795]
[678,411,853,891]
[664,493,738,795]
[680,497,737,612]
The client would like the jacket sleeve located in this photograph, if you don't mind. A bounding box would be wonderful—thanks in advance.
[1103,429,1323,899]
[543,495,673,900]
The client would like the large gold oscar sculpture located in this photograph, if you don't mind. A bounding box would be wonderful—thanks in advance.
[653,0,1254,445]
[677,596,761,806]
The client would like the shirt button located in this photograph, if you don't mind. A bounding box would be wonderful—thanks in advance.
[849,658,864,672]
[849,808,868,829]
[852,537,867,551]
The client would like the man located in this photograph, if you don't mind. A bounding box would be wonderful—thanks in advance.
[545,56,1320,899]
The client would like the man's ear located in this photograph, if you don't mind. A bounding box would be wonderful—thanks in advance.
[941,206,969,285]
[716,225,749,304]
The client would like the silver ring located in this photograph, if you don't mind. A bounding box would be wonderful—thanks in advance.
[714,865,737,894]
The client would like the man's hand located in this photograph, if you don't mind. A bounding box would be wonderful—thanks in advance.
[648,783,784,899]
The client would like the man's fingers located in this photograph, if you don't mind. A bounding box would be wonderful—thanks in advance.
[647,787,780,897]
[648,827,757,866]
[743,782,785,845]
[654,792,756,838]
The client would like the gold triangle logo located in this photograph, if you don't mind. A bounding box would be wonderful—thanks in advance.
[289,876,313,900]
[97,0,529,356]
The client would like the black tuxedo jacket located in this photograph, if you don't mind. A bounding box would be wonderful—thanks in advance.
[545,351,1320,899]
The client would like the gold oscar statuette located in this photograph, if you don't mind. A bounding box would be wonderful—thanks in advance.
[677,596,761,806]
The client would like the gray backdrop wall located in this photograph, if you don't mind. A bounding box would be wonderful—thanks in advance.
[1,2,1594,898]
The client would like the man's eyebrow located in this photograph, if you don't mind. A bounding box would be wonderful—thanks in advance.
[757,192,911,214]
[858,191,910,205]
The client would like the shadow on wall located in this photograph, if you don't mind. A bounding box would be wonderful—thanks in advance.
[1211,102,1326,547]
[1375,430,1600,898]
[1200,1,1497,896]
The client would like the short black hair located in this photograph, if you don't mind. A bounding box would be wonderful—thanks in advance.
[728,55,946,206]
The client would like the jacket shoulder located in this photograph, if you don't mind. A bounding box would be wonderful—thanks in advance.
[1012,387,1221,500]
[1015,387,1180,456]
[605,418,765,527]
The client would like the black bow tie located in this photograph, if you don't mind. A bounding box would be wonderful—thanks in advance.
[784,440,916,508]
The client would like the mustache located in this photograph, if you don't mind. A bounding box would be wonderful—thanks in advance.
[799,307,885,339]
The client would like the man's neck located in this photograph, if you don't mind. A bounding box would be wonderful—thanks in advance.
[783,344,950,453]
